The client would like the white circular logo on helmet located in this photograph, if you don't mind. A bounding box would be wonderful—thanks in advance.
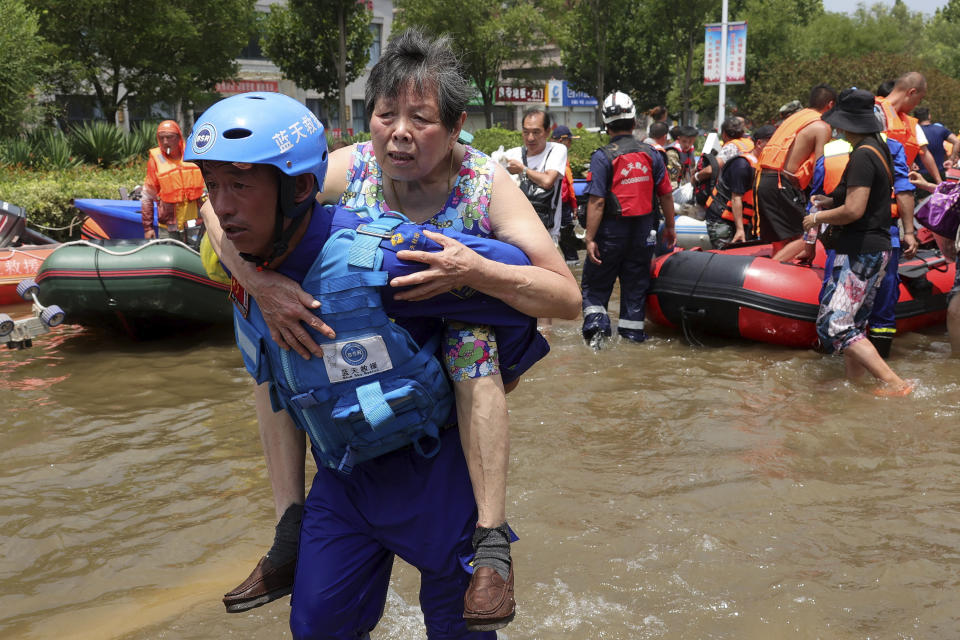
[191,123,216,155]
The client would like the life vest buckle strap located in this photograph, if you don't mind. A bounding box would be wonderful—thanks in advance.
[412,424,442,459]
[337,447,355,474]
[291,386,333,409]
[356,380,396,429]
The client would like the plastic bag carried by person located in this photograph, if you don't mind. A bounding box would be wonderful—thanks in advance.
[673,182,694,205]
[491,145,520,186]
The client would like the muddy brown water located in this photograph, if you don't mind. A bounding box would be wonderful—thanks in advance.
[2,279,959,639]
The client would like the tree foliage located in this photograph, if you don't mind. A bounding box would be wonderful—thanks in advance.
[394,0,556,128]
[0,0,56,137]
[732,1,960,125]
[651,0,721,125]
[30,0,256,123]
[740,52,960,131]
[921,7,960,82]
[262,0,372,132]
[562,0,676,125]
[790,3,924,62]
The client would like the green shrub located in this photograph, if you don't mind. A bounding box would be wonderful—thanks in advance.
[337,131,371,146]
[1,123,149,171]
[33,129,82,170]
[70,121,128,167]
[0,137,35,167]
[0,164,144,240]
[470,127,522,156]
[567,127,607,178]
[470,126,606,178]
[122,121,157,163]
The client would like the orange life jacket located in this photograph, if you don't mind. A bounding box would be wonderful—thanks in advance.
[729,138,755,154]
[875,97,921,167]
[822,140,851,195]
[150,147,204,204]
[706,152,758,231]
[758,107,822,190]
[821,138,899,218]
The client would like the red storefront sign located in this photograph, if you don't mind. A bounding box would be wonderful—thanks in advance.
[215,80,280,95]
[496,85,544,103]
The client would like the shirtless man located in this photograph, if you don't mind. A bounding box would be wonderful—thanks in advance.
[755,84,837,262]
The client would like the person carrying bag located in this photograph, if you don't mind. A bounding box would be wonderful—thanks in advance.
[520,146,561,229]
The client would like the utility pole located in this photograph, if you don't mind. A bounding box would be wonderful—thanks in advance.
[717,0,728,130]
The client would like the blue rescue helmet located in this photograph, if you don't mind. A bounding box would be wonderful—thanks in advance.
[185,92,328,265]
[185,92,328,219]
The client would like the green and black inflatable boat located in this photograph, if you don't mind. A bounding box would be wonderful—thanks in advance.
[35,239,232,336]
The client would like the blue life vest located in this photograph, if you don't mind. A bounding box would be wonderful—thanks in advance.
[233,205,547,474]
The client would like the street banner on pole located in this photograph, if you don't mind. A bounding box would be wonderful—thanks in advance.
[704,21,747,86]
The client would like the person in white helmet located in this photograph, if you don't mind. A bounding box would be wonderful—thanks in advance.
[580,91,677,346]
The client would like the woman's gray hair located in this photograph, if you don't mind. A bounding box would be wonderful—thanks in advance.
[365,28,471,132]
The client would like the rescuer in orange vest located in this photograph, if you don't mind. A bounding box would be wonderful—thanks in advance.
[875,72,942,185]
[755,84,837,263]
[140,120,205,240]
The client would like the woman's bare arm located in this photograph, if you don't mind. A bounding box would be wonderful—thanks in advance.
[391,163,581,320]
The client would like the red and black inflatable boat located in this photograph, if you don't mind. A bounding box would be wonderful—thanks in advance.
[648,243,955,348]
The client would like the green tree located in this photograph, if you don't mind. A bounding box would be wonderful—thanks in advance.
[395,0,556,128]
[791,2,924,62]
[262,0,373,135]
[30,0,256,124]
[719,0,824,120]
[562,0,675,126]
[919,5,960,81]
[0,0,55,137]
[740,51,960,129]
[650,0,721,125]
[940,0,960,22]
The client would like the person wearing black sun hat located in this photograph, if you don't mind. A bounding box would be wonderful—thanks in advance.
[801,88,913,396]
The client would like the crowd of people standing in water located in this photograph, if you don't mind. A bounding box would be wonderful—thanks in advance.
[647,74,958,397]
[184,25,959,639]
[577,72,958,398]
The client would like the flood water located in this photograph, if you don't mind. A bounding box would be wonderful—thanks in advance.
[2,275,960,640]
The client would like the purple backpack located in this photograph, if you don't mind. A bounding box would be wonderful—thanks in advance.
[915,180,960,238]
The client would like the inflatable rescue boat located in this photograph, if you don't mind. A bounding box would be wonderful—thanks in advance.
[648,243,955,348]
[35,239,231,336]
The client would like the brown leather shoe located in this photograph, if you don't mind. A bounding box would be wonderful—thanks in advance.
[463,565,515,631]
[222,555,295,613]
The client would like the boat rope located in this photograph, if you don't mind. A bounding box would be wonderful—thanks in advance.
[27,216,85,234]
[0,248,54,262]
[49,238,202,258]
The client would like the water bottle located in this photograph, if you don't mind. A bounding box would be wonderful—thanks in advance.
[804,203,819,245]
[647,228,657,247]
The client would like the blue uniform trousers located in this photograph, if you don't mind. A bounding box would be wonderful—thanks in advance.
[867,226,901,340]
[290,426,495,640]
[581,214,655,342]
